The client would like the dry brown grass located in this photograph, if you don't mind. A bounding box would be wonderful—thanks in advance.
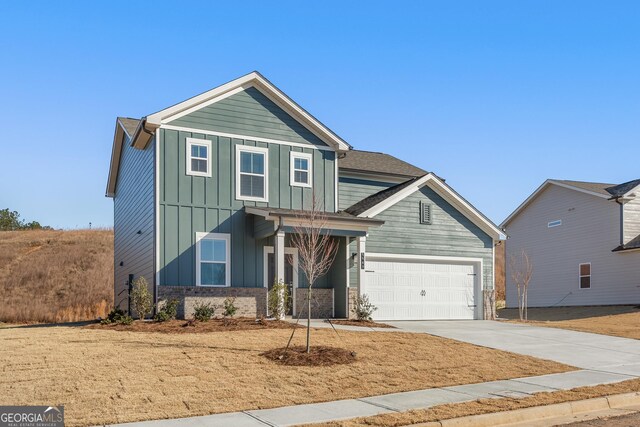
[500,306,640,340]
[0,325,572,426]
[327,319,396,328]
[312,379,640,427]
[0,229,113,323]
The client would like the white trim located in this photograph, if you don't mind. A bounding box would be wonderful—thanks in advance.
[154,130,160,306]
[195,232,231,287]
[162,85,247,124]
[364,252,484,320]
[579,262,592,290]
[235,145,269,202]
[161,124,335,152]
[358,173,505,240]
[334,158,339,211]
[145,71,350,151]
[245,207,380,232]
[501,180,611,227]
[185,137,212,178]
[290,151,313,188]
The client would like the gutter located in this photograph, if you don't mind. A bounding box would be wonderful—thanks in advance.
[131,118,159,149]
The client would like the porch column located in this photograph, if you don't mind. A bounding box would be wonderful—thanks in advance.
[274,229,286,319]
[357,236,366,293]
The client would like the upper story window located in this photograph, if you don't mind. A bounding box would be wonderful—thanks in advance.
[186,138,212,177]
[290,152,313,188]
[579,263,591,289]
[548,220,562,228]
[195,232,230,287]
[236,145,269,202]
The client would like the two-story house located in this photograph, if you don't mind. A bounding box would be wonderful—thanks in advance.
[502,179,640,308]
[106,72,504,320]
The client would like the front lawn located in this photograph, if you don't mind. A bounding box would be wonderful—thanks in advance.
[0,323,573,426]
[500,306,640,339]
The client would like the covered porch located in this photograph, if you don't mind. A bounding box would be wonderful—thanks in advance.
[245,207,384,318]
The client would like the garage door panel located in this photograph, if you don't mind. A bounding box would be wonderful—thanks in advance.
[362,258,478,321]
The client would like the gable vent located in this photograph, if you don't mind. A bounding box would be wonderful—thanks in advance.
[420,202,432,225]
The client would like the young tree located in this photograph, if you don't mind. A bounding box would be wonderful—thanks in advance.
[130,277,153,320]
[509,249,533,321]
[290,196,339,353]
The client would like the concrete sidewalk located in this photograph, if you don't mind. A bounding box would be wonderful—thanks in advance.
[105,321,640,427]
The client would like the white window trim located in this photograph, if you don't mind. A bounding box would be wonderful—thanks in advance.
[579,262,591,290]
[195,232,231,287]
[290,151,313,188]
[186,137,212,177]
[236,145,269,202]
[548,220,562,228]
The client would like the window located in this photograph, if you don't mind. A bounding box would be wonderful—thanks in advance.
[579,263,591,289]
[186,138,212,177]
[196,233,230,286]
[420,201,432,224]
[236,146,268,202]
[548,220,562,228]
[290,152,313,188]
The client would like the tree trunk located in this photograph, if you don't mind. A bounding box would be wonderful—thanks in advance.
[306,286,312,353]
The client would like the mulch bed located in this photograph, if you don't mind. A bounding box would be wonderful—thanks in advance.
[261,345,357,366]
[326,319,396,329]
[87,318,299,333]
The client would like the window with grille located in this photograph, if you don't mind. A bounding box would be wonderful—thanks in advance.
[186,138,212,177]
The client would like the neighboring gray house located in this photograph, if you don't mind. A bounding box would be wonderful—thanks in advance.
[106,71,504,320]
[502,179,640,308]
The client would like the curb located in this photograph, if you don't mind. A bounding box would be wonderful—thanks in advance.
[411,392,640,427]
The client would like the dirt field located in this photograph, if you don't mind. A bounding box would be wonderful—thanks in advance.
[499,306,640,339]
[311,379,640,427]
[0,229,113,323]
[0,325,572,426]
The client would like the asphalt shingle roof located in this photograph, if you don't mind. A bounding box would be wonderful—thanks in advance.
[554,180,615,196]
[118,117,140,138]
[613,234,640,252]
[606,179,640,197]
[344,175,425,216]
[339,150,427,178]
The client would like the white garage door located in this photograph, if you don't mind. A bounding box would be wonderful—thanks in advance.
[362,257,479,320]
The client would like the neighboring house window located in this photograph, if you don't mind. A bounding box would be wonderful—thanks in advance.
[579,263,591,289]
[186,138,212,177]
[195,232,230,287]
[420,201,432,224]
[236,146,268,202]
[290,152,313,188]
[548,220,562,228]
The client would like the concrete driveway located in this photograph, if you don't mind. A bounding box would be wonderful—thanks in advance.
[386,320,640,376]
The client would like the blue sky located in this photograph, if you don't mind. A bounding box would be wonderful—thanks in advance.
[0,1,638,229]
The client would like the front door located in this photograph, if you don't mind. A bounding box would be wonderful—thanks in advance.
[266,249,297,315]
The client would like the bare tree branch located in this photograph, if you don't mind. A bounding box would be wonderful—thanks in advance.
[509,249,533,321]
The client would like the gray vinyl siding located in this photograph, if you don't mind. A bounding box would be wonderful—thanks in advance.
[158,125,336,288]
[623,198,640,244]
[361,186,493,291]
[339,177,493,290]
[113,135,155,310]
[170,87,328,147]
[505,184,640,308]
[338,177,394,211]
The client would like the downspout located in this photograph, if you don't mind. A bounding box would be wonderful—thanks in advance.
[612,196,624,246]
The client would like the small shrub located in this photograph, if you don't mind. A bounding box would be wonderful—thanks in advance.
[223,296,238,318]
[193,301,216,322]
[130,277,153,320]
[154,298,179,322]
[267,280,290,319]
[101,307,133,325]
[352,293,377,321]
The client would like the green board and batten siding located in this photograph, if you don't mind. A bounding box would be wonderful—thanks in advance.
[339,177,494,290]
[113,135,155,309]
[159,87,336,288]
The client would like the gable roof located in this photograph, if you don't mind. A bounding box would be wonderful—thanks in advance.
[501,179,616,227]
[106,118,140,197]
[346,173,505,240]
[606,178,640,198]
[339,150,427,178]
[139,71,350,151]
[345,176,424,216]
